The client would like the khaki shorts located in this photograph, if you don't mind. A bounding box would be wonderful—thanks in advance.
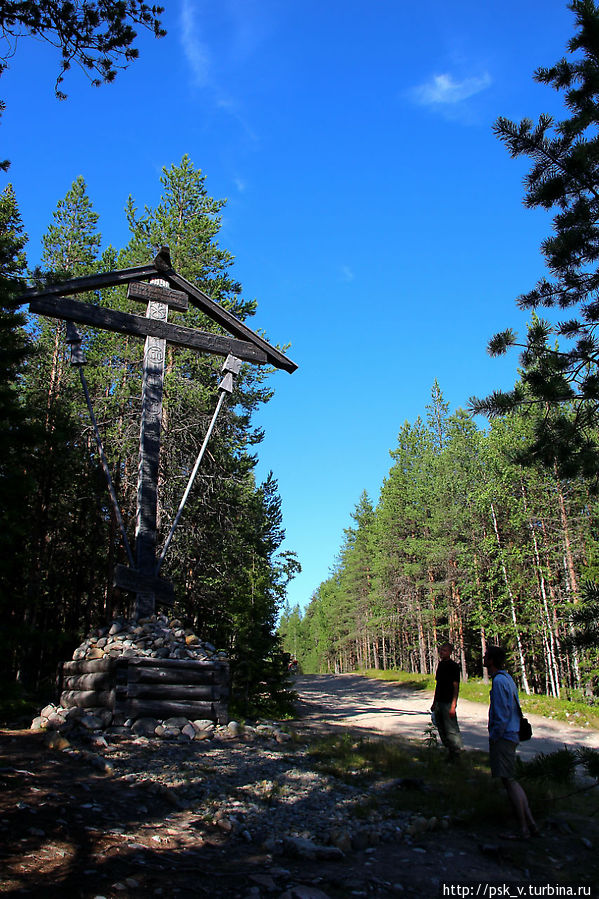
[489,738,517,779]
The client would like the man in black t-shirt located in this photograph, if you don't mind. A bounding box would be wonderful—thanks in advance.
[432,642,463,760]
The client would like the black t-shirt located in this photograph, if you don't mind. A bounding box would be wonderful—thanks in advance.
[434,658,461,703]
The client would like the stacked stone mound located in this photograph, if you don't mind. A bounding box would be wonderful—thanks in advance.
[31,615,230,738]
[72,614,227,662]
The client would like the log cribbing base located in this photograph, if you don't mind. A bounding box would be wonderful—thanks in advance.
[60,657,229,725]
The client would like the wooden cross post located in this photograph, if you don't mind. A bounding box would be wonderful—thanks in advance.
[134,277,169,618]
[24,249,297,619]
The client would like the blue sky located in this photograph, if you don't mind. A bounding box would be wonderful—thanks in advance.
[1,0,576,612]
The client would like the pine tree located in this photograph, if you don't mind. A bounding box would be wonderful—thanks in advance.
[121,156,298,710]
[0,3,165,171]
[426,378,450,452]
[340,492,377,668]
[471,1,599,477]
[0,2,165,98]
[279,602,306,663]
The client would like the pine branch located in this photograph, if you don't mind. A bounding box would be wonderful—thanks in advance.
[487,329,518,356]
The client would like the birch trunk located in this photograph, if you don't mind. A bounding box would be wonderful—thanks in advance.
[520,482,561,697]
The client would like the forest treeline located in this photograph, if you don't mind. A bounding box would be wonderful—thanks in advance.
[280,1,599,701]
[0,156,299,713]
[279,383,599,698]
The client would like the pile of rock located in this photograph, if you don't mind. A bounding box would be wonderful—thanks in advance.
[71,614,227,663]
[31,614,231,739]
[30,710,292,747]
[32,708,218,741]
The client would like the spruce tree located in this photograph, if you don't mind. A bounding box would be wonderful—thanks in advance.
[0,184,33,680]
[0,184,29,446]
[17,177,107,688]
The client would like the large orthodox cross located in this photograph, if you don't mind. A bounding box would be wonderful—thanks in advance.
[24,249,296,618]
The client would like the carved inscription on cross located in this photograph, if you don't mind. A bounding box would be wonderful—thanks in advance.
[24,249,297,618]
[134,276,170,618]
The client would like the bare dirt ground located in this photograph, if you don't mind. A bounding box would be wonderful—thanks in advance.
[292,673,599,760]
[1,674,598,899]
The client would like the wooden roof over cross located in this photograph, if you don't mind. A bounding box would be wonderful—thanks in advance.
[22,247,297,373]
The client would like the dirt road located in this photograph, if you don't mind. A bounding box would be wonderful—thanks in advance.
[293,673,599,760]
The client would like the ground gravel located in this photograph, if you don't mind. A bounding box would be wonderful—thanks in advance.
[1,674,599,898]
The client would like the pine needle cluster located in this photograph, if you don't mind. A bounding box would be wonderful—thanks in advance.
[0,2,165,97]
[471,1,599,480]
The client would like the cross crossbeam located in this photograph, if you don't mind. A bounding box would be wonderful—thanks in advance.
[29,294,268,364]
[127,280,189,311]
[24,249,297,618]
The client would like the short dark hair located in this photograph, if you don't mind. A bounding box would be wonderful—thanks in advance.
[440,641,454,652]
[485,645,507,669]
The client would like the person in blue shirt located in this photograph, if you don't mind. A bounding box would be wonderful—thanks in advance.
[483,645,538,840]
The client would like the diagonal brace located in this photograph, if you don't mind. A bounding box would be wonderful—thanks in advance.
[155,355,242,575]
[66,324,135,569]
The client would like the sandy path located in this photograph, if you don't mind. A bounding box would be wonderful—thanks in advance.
[293,672,599,760]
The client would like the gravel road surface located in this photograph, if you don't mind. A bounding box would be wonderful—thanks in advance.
[293,673,599,761]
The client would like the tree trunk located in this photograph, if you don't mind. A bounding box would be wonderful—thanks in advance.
[416,595,427,674]
[520,481,561,698]
[472,551,489,683]
[490,502,530,693]
[449,561,467,681]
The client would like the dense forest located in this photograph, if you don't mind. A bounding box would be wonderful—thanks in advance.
[0,156,299,712]
[279,380,599,697]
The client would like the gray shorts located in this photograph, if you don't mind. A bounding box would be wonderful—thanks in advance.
[489,738,518,779]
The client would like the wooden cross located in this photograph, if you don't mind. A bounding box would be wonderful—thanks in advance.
[24,249,297,618]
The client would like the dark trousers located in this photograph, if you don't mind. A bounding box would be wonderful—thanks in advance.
[432,701,463,755]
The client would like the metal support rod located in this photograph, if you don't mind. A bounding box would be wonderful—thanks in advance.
[78,366,135,568]
[155,388,228,575]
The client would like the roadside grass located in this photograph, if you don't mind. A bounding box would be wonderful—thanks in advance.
[305,730,599,843]
[359,668,599,729]
[307,731,507,825]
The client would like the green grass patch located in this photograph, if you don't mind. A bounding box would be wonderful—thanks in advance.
[304,729,599,837]
[359,668,599,729]
[513,690,599,729]
[306,731,514,826]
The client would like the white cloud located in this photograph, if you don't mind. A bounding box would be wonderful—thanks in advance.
[180,0,211,87]
[178,1,259,143]
[411,72,492,107]
[340,265,355,283]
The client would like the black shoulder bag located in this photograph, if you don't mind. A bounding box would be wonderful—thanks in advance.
[498,671,532,741]
[516,698,532,742]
